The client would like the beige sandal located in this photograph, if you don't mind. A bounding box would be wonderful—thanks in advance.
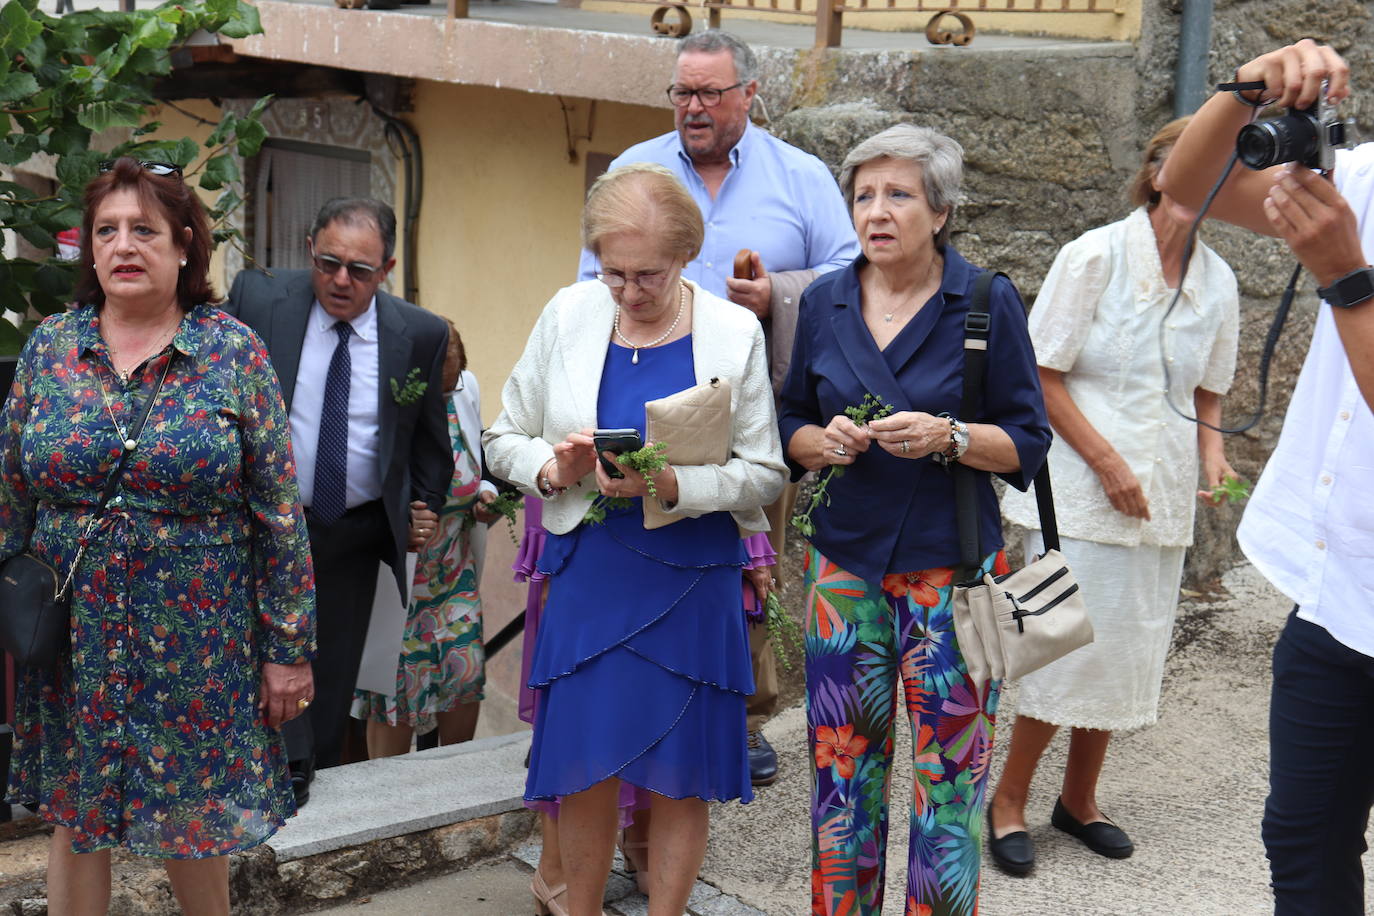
[532,867,569,916]
[617,830,651,896]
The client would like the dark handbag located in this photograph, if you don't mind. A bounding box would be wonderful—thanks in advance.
[0,355,174,668]
[948,272,1093,685]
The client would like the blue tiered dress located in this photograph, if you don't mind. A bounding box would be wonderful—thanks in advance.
[525,335,755,805]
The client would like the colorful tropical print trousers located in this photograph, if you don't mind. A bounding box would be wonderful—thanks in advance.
[805,546,1008,916]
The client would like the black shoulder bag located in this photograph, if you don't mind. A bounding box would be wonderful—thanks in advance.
[0,355,174,668]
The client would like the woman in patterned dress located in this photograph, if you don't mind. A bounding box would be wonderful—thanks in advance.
[0,158,316,914]
[778,125,1050,916]
[356,321,495,753]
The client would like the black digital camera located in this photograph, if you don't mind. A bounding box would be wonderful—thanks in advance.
[1236,85,1353,172]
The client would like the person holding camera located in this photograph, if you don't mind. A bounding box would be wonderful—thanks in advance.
[986,117,1240,875]
[484,162,785,916]
[1159,39,1374,915]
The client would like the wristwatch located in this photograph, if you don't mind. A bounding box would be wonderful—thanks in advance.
[1317,267,1374,310]
[947,417,971,461]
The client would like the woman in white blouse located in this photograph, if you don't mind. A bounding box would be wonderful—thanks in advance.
[987,117,1240,874]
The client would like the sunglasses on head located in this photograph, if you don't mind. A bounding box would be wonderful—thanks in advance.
[98,160,184,178]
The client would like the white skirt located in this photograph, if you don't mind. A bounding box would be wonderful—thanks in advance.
[1014,532,1186,732]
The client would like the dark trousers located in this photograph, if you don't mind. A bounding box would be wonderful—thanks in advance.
[284,501,390,770]
[1264,608,1374,915]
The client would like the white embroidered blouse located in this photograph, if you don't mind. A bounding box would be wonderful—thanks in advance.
[1002,207,1239,547]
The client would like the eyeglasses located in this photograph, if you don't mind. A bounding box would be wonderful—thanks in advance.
[597,269,671,291]
[312,253,380,283]
[98,160,183,178]
[666,83,743,108]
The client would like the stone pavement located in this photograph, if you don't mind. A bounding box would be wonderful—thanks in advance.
[319,562,1374,915]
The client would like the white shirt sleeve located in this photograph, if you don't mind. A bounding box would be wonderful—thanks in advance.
[1027,237,1110,372]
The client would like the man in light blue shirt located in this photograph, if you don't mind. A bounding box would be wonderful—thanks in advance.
[577,31,859,396]
[578,31,859,787]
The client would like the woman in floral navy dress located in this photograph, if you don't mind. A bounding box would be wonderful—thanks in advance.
[0,158,315,914]
[779,125,1049,915]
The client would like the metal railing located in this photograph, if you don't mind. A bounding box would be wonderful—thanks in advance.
[441,0,1123,48]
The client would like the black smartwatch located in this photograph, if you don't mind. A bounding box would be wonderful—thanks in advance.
[1317,267,1374,310]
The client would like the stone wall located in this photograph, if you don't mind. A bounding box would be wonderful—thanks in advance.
[756,7,1374,586]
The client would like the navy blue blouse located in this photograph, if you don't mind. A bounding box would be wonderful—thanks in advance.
[778,248,1051,584]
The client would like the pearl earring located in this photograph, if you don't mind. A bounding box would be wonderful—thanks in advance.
[179,258,187,267]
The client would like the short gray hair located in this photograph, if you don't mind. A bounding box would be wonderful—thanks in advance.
[677,30,757,86]
[838,124,964,248]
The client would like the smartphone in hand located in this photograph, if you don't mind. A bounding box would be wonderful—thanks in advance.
[593,428,643,479]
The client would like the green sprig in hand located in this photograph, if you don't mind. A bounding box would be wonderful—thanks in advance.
[1206,473,1252,505]
[791,393,894,537]
[585,441,670,524]
[765,591,806,672]
[483,491,524,544]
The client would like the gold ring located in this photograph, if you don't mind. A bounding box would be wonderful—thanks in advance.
[297,697,311,710]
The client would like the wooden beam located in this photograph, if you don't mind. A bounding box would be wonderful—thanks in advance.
[153,62,367,101]
[814,0,843,47]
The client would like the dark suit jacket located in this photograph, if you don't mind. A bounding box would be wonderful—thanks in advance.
[224,269,454,599]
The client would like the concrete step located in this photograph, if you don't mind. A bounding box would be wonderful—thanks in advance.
[0,731,538,914]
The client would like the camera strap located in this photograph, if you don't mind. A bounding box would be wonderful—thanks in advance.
[1158,88,1300,435]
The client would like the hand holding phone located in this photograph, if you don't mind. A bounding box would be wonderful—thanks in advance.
[593,428,643,479]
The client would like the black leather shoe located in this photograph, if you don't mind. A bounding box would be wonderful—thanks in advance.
[290,761,314,810]
[748,731,779,786]
[1051,797,1133,859]
[986,807,1035,875]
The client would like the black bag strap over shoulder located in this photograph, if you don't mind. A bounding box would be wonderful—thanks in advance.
[58,353,176,599]
[952,271,1060,583]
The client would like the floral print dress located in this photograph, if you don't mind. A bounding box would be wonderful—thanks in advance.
[0,306,316,858]
[354,392,485,730]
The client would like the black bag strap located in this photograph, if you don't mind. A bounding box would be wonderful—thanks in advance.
[952,271,997,582]
[57,353,177,599]
[952,272,1061,582]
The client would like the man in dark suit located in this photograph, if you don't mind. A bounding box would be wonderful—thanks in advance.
[225,199,453,797]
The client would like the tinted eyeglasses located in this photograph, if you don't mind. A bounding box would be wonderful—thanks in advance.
[666,83,744,108]
[312,253,381,283]
[596,269,672,292]
[98,160,183,178]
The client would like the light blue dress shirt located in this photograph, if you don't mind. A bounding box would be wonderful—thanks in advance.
[577,123,859,293]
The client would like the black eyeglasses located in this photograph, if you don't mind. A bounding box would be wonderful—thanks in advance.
[666,83,744,108]
[98,160,184,178]
[311,253,380,283]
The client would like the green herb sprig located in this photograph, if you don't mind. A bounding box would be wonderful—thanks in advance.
[1209,474,1252,505]
[390,367,428,406]
[484,491,523,544]
[791,394,894,536]
[765,591,806,671]
[584,441,671,524]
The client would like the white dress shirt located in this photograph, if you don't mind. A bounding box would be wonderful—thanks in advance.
[1238,145,1374,657]
[290,297,382,510]
[1002,207,1239,546]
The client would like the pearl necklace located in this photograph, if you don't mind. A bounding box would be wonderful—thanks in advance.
[613,281,686,365]
[96,330,174,453]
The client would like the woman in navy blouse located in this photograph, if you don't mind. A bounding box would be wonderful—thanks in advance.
[779,124,1050,916]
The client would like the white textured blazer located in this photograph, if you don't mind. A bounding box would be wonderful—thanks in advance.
[483,279,787,535]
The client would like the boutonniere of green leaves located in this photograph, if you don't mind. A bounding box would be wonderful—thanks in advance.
[584,441,670,525]
[791,393,894,537]
[390,368,428,406]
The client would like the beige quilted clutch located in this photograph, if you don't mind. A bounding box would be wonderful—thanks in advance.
[642,377,732,529]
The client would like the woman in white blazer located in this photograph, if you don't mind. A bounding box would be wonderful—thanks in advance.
[484,163,785,916]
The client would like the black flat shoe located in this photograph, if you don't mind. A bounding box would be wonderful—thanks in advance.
[986,807,1035,876]
[1051,797,1133,859]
